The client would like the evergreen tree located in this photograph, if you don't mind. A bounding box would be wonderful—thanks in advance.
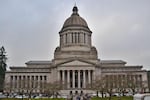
[0,46,7,92]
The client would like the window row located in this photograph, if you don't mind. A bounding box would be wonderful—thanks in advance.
[9,75,47,89]
[61,32,91,45]
[10,75,47,81]
[105,74,143,88]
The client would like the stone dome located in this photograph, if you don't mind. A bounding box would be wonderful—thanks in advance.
[63,14,88,27]
[60,6,91,33]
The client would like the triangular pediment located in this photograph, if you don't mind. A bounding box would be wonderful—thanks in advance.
[60,60,93,66]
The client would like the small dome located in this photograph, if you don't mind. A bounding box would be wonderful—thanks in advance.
[63,14,88,28]
[60,6,91,33]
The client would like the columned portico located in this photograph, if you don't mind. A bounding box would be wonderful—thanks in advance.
[58,69,94,89]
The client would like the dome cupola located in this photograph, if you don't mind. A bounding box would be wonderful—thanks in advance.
[60,6,91,33]
[54,6,98,60]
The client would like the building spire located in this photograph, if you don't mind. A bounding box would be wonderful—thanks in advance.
[74,0,76,7]
[72,5,78,15]
[72,0,78,15]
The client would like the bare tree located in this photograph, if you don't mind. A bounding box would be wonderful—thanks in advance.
[44,81,63,98]
[126,74,143,95]
[104,75,116,100]
[26,79,44,100]
[87,76,109,98]
[116,75,127,97]
[3,82,11,98]
[90,76,106,98]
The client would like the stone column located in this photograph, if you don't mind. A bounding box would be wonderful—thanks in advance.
[43,76,45,88]
[10,76,13,89]
[18,76,20,89]
[72,33,74,43]
[57,70,60,82]
[85,34,87,44]
[29,76,31,89]
[37,76,40,90]
[19,76,21,89]
[76,33,78,43]
[84,33,86,43]
[72,70,75,88]
[63,35,66,44]
[78,70,81,88]
[89,35,91,46]
[21,76,25,88]
[81,33,84,43]
[73,33,75,43]
[83,70,86,88]
[62,70,65,85]
[69,33,71,44]
[93,70,96,81]
[14,76,17,91]
[23,76,26,88]
[32,75,35,88]
[67,70,70,88]
[66,34,68,43]
[21,76,23,88]
[14,76,16,91]
[79,33,81,43]
[25,76,28,89]
[39,76,42,90]
[88,70,91,84]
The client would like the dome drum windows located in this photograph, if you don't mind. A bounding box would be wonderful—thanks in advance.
[60,32,91,46]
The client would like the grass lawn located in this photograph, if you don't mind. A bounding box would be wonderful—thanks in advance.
[0,98,65,100]
[0,96,133,100]
[92,96,133,100]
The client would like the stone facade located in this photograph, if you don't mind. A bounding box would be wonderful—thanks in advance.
[5,6,148,95]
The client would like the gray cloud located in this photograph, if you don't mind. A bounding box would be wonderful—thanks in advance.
[0,0,150,70]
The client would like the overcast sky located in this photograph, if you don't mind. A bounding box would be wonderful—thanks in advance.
[0,0,150,70]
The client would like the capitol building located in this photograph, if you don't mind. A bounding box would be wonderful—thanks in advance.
[5,6,148,95]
